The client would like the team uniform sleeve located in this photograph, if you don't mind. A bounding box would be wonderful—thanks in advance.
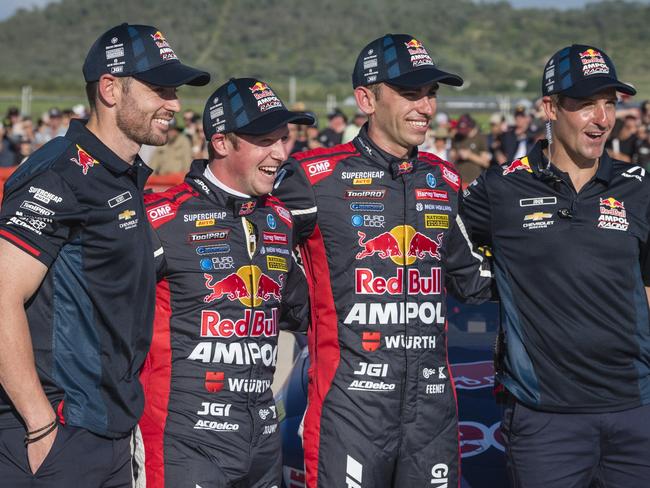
[443,213,493,304]
[459,171,493,247]
[272,159,317,245]
[640,192,650,286]
[148,222,168,281]
[0,169,81,267]
[279,249,310,333]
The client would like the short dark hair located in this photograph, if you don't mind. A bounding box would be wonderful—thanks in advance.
[207,132,239,160]
[85,81,99,111]
[85,77,132,112]
[367,83,381,100]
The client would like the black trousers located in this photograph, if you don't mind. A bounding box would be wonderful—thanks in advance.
[0,423,132,487]
[501,398,650,488]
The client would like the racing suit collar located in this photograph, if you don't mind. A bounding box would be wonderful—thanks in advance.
[185,159,265,217]
[353,124,418,179]
[526,139,613,186]
[66,119,151,188]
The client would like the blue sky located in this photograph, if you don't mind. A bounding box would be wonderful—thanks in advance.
[1,0,649,21]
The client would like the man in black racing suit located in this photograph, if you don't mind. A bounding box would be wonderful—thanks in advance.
[272,34,492,488]
[138,78,313,488]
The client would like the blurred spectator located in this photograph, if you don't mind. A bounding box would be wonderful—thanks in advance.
[635,123,650,168]
[342,112,367,143]
[4,107,20,129]
[608,115,639,163]
[290,112,321,154]
[15,135,33,165]
[72,104,88,119]
[0,124,17,167]
[487,112,507,166]
[501,105,537,162]
[319,108,347,147]
[431,127,451,160]
[640,100,650,127]
[34,108,66,146]
[451,114,490,184]
[147,118,193,175]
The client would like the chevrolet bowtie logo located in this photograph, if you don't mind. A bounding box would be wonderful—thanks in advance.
[524,212,552,221]
[119,210,136,220]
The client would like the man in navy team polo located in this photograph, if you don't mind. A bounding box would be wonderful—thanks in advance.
[0,23,208,486]
[461,45,650,487]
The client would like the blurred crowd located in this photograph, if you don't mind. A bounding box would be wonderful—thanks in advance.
[2,95,650,184]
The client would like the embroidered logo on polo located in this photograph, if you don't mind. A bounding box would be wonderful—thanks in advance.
[598,197,628,231]
[519,197,557,207]
[522,212,554,230]
[502,157,532,176]
[71,145,99,175]
[118,209,138,230]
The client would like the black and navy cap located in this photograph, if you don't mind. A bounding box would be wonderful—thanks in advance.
[542,44,636,98]
[83,23,210,87]
[202,78,315,140]
[352,34,463,89]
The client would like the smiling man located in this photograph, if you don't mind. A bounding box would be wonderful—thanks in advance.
[0,23,208,487]
[138,78,312,487]
[272,34,492,487]
[461,45,650,487]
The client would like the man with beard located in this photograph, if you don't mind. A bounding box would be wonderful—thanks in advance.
[138,78,311,487]
[273,34,492,487]
[0,23,208,486]
[461,45,650,487]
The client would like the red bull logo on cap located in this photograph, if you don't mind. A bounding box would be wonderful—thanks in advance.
[356,225,443,265]
[151,31,166,41]
[71,145,99,175]
[404,39,424,50]
[502,157,532,176]
[249,81,270,93]
[579,48,609,76]
[404,37,433,67]
[203,266,284,306]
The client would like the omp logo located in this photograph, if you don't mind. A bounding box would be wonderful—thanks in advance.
[305,160,331,176]
[346,455,363,488]
[147,204,173,221]
[430,463,449,486]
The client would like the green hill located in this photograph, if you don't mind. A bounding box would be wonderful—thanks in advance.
[1,0,649,99]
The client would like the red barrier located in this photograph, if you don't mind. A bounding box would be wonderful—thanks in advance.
[0,167,184,204]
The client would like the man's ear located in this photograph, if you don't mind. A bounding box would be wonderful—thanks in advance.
[97,74,121,107]
[210,133,230,158]
[354,86,378,116]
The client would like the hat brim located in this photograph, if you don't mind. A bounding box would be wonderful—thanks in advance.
[236,110,316,135]
[133,61,211,87]
[388,67,464,88]
[560,77,636,98]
